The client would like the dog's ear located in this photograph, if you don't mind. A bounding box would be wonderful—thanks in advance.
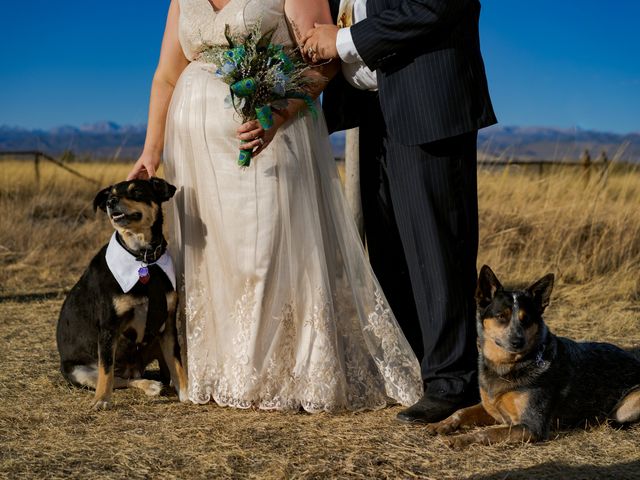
[476,265,503,309]
[526,273,554,312]
[93,186,112,212]
[149,177,177,203]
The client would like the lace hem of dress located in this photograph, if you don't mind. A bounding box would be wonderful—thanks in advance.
[184,279,423,413]
[188,389,393,413]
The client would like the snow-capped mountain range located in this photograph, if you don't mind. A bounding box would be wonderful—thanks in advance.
[1,123,639,162]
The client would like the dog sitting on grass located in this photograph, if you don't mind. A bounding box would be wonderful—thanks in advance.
[56,178,188,409]
[425,265,640,448]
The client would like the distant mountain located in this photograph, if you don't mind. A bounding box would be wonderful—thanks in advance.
[1,123,639,163]
[331,126,640,162]
[477,125,640,162]
[0,123,147,161]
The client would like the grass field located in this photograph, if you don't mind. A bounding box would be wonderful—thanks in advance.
[1,160,639,479]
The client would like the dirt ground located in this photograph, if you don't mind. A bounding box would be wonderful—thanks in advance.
[1,162,640,479]
[1,298,639,479]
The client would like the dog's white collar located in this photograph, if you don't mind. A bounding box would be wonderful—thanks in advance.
[105,232,176,293]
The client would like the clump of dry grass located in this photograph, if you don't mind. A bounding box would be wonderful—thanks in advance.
[0,161,134,295]
[1,160,640,479]
[476,164,640,344]
[479,165,640,285]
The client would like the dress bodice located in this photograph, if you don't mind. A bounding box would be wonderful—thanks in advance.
[178,0,295,61]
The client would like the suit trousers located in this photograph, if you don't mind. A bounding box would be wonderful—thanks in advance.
[359,93,479,400]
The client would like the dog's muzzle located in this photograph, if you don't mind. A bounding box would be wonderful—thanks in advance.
[107,201,141,224]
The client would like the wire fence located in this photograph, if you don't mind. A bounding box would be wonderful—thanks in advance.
[0,150,101,186]
[2,148,634,189]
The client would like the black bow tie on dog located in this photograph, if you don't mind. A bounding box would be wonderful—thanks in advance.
[115,233,167,283]
[115,233,167,263]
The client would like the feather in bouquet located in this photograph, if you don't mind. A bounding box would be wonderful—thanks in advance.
[199,22,317,167]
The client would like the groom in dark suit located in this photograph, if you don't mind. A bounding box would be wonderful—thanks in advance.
[302,0,497,423]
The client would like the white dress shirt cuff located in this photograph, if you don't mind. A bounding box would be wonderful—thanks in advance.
[336,27,363,64]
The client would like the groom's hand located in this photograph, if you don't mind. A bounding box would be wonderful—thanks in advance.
[301,23,339,62]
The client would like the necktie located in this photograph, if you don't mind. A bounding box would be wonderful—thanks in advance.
[338,0,356,28]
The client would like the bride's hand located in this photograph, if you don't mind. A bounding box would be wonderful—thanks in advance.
[236,110,288,158]
[127,151,161,180]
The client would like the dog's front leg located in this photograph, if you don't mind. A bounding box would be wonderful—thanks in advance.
[159,292,189,402]
[92,329,117,410]
[425,403,497,436]
[446,424,540,449]
[159,331,188,402]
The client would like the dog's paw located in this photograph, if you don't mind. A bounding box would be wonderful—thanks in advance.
[92,398,113,411]
[425,418,460,436]
[140,380,163,397]
[177,389,189,403]
[444,433,481,450]
[128,379,163,397]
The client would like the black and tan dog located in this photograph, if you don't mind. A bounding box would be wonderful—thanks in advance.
[425,265,640,447]
[56,178,188,409]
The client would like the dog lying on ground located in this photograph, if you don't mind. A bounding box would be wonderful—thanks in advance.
[56,178,188,409]
[425,265,640,448]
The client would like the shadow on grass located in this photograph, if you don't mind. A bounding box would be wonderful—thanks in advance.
[0,290,67,303]
[469,460,640,480]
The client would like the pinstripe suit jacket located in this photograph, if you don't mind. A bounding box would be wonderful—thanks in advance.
[323,0,497,145]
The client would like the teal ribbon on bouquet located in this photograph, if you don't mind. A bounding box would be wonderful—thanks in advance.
[239,105,275,167]
[230,77,263,167]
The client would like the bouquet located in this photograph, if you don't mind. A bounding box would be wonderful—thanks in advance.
[199,22,316,167]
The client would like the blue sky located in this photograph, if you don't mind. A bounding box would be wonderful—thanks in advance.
[1,0,639,133]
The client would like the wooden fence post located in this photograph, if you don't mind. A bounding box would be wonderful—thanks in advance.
[34,152,41,188]
[596,150,608,167]
[597,150,609,184]
[344,128,364,241]
[580,149,591,183]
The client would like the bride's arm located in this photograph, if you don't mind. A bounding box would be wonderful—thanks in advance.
[284,0,340,100]
[127,0,189,180]
[237,0,339,156]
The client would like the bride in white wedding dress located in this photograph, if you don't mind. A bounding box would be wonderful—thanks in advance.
[127,0,422,412]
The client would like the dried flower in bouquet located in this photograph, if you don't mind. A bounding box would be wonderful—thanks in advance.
[198,22,317,167]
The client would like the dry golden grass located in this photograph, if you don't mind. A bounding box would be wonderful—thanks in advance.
[1,160,639,479]
[477,163,640,345]
[0,161,134,296]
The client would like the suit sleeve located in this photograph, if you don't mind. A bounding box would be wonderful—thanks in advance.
[350,0,473,70]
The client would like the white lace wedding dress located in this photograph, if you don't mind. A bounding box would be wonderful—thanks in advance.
[163,0,423,412]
